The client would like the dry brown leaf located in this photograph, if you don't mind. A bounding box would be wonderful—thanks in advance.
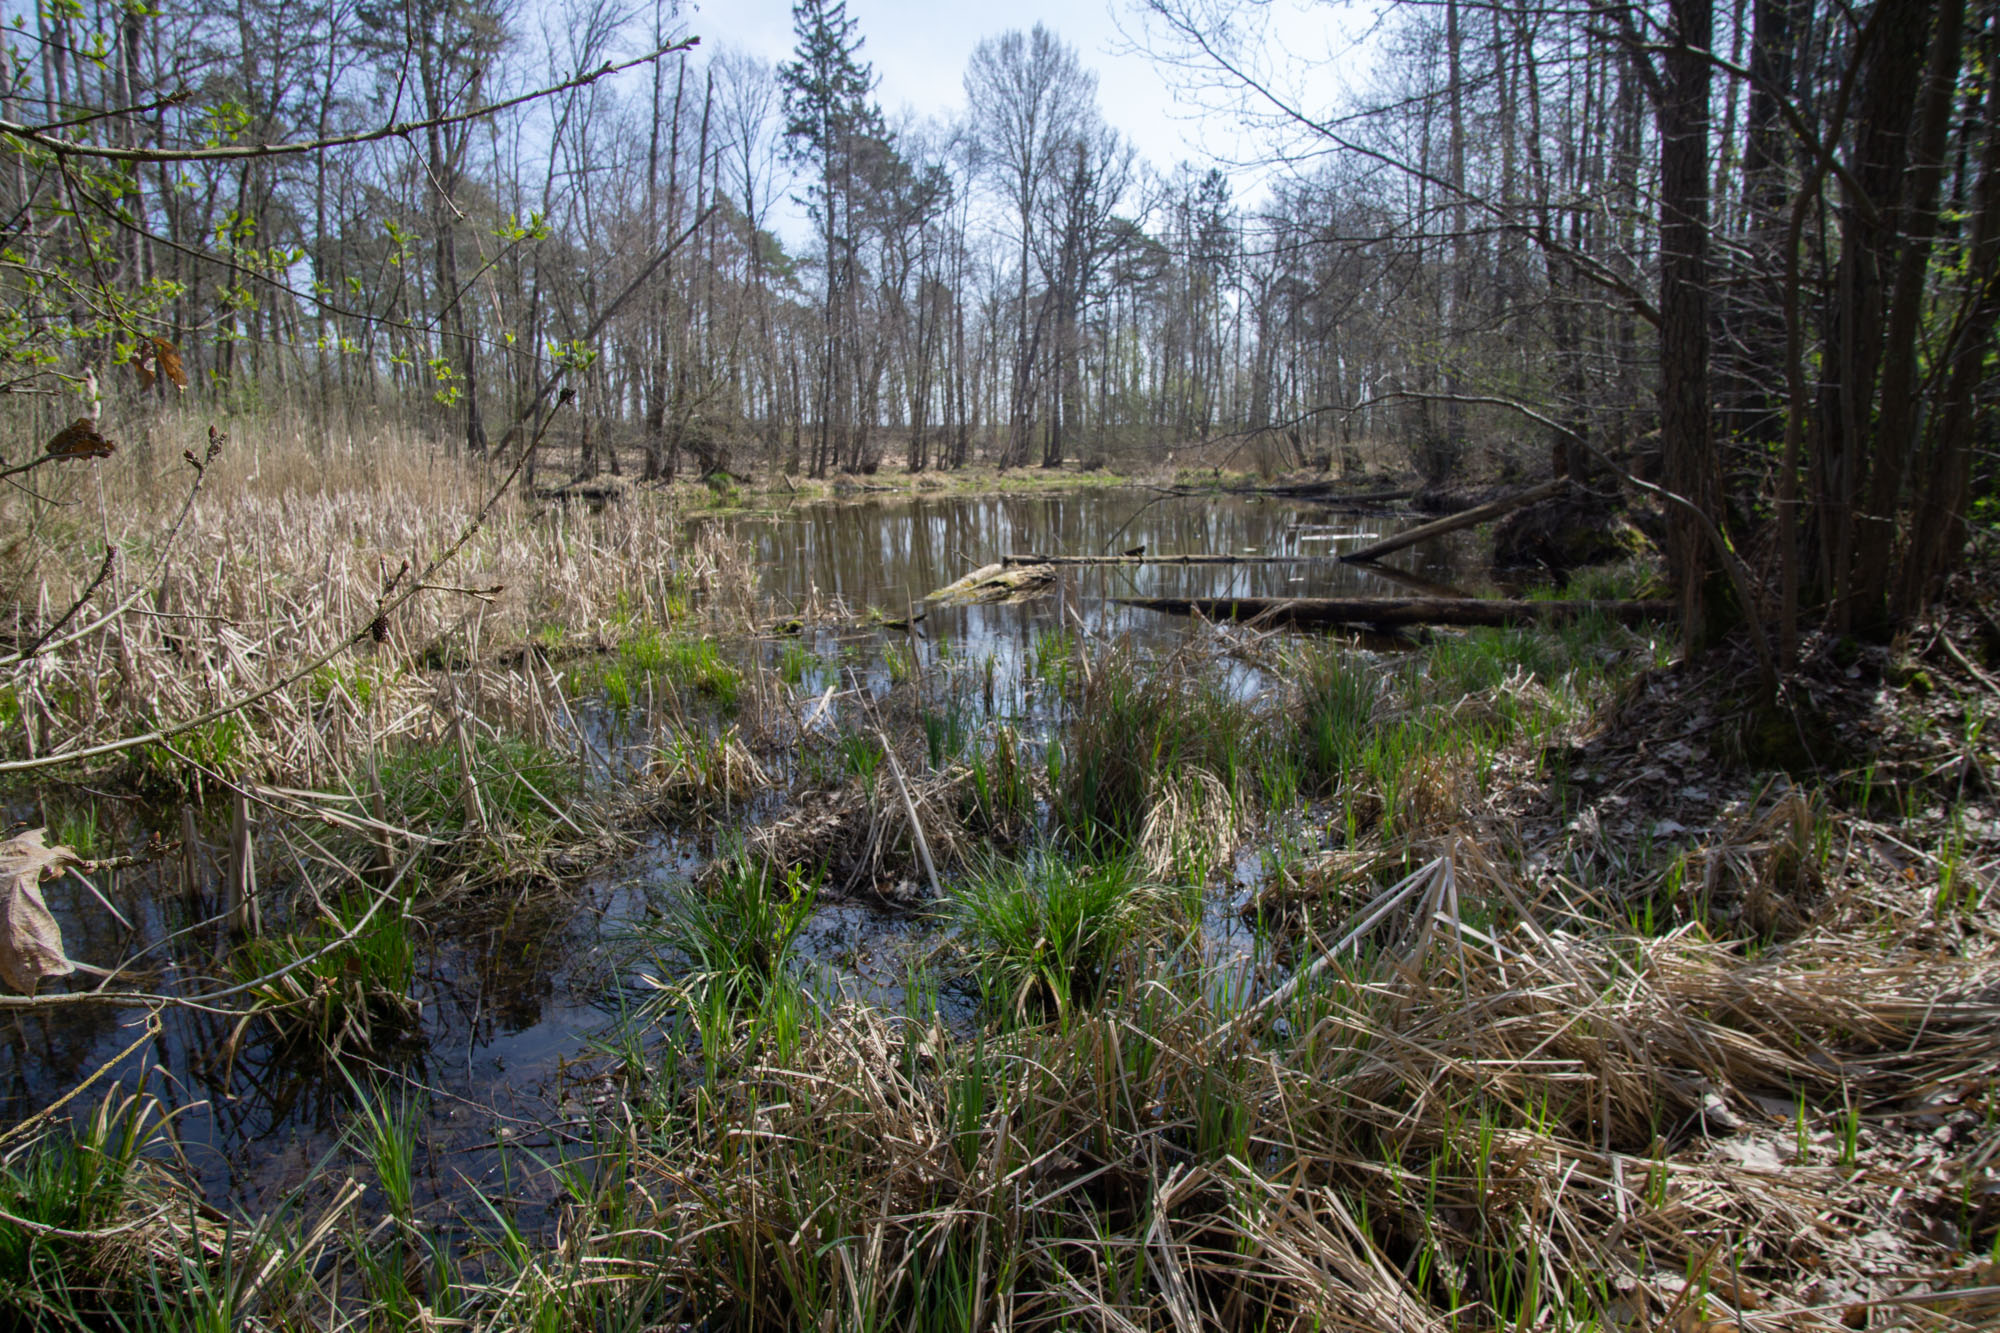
[43,417,116,460]
[1,828,81,995]
[132,353,157,392]
[152,337,187,390]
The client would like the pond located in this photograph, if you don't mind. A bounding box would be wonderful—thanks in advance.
[2,485,1484,1229]
[726,488,1479,642]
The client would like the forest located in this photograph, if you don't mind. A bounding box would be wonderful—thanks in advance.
[1,0,1995,637]
[1,0,1998,1328]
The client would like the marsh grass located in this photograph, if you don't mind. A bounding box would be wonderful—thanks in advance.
[1,408,758,793]
[232,888,421,1058]
[1299,647,1381,793]
[962,723,1037,836]
[375,729,579,839]
[951,851,1154,1019]
[598,831,2000,1331]
[1053,648,1256,857]
[649,856,818,1017]
[0,1090,197,1330]
[650,723,767,810]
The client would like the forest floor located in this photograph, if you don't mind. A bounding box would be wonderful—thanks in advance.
[1,416,1996,1330]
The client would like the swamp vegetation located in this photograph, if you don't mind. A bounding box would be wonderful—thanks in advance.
[3,0,2000,1322]
[0,421,1996,1330]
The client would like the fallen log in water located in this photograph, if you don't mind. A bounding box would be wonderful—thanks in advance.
[1337,476,1569,564]
[1114,595,1672,629]
[999,551,1352,567]
[1252,482,1415,503]
[926,561,1060,605]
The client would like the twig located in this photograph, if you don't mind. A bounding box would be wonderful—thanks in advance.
[0,1012,161,1149]
[12,545,115,657]
[1939,630,2000,696]
[877,726,942,900]
[0,42,697,163]
[0,399,570,774]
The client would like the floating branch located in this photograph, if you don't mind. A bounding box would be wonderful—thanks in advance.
[1115,595,1672,630]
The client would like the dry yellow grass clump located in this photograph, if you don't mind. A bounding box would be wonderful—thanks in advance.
[0,407,754,789]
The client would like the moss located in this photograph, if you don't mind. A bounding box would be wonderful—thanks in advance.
[1741,697,1850,773]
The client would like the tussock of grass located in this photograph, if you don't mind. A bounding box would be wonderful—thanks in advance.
[645,856,818,1037]
[951,851,1154,1019]
[375,730,578,838]
[650,723,767,810]
[231,889,421,1059]
[1054,649,1255,856]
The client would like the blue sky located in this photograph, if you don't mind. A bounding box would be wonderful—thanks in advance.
[677,0,1368,213]
[686,0,1210,169]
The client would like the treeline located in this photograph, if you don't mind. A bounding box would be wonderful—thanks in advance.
[0,0,1304,479]
[3,0,1996,632]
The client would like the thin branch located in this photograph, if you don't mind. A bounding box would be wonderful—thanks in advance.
[0,433,221,669]
[15,545,116,659]
[0,41,696,164]
[0,401,570,775]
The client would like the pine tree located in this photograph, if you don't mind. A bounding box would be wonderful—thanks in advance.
[779,0,882,474]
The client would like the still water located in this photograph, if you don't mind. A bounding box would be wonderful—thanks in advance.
[724,489,1476,644]
[3,487,1480,1225]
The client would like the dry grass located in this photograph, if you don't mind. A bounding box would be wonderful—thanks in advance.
[1,408,756,794]
[629,839,2000,1331]
[731,762,973,902]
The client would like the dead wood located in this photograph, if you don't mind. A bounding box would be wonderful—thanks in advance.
[1338,475,1570,563]
[999,552,1351,568]
[1116,594,1673,629]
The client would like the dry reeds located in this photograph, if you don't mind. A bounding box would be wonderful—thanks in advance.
[628,840,2000,1330]
[731,761,970,902]
[1,409,757,792]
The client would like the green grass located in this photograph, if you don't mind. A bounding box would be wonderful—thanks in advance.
[597,629,745,711]
[660,637,743,708]
[233,889,420,1058]
[1053,650,1258,855]
[1299,649,1381,793]
[963,724,1036,834]
[777,639,814,687]
[0,1090,168,1327]
[46,804,108,860]
[649,856,818,1019]
[950,851,1151,1020]
[138,714,249,786]
[921,698,974,769]
[309,660,397,710]
[375,730,578,837]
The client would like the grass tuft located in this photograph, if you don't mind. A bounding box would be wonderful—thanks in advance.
[951,850,1152,1019]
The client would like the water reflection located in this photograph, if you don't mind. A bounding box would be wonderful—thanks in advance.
[720,489,1479,705]
[2,489,1480,1227]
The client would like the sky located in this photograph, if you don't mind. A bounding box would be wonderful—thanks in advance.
[674,0,1373,238]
